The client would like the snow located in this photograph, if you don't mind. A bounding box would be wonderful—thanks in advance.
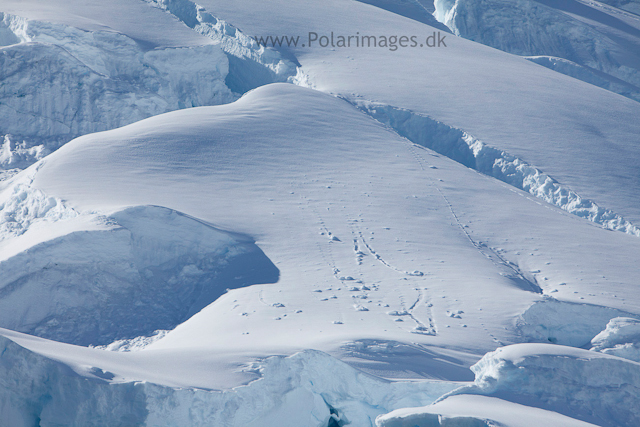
[358,101,640,235]
[0,332,460,427]
[0,183,78,241]
[0,13,235,167]
[525,55,640,102]
[1,0,640,425]
[0,0,301,170]
[444,343,640,426]
[199,0,640,229]
[0,205,278,346]
[432,0,640,101]
[377,395,599,427]
[92,330,170,352]
[0,0,211,48]
[0,82,637,425]
[517,298,640,347]
[144,0,298,91]
[590,317,640,362]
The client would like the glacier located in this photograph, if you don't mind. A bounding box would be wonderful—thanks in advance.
[0,204,279,346]
[0,3,298,171]
[0,0,639,425]
[0,11,234,168]
[432,0,640,101]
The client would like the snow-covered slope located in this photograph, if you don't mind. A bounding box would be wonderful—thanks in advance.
[1,0,639,425]
[197,0,640,232]
[0,205,278,346]
[0,3,297,170]
[0,83,639,425]
[377,394,600,427]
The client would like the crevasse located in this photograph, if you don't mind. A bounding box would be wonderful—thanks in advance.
[355,101,640,236]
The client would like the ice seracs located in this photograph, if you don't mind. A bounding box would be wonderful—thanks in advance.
[591,317,640,362]
[431,0,640,101]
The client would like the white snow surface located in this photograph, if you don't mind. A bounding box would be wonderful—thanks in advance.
[376,394,599,427]
[0,83,639,424]
[1,0,640,425]
[196,0,640,229]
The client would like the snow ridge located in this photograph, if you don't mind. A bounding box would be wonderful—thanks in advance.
[357,101,640,236]
[143,0,299,93]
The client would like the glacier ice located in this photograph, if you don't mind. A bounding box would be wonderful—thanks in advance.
[0,0,639,418]
[525,55,640,102]
[0,183,79,241]
[0,0,305,170]
[0,340,459,427]
[445,343,640,426]
[0,12,235,169]
[516,298,640,347]
[357,101,640,236]
[432,0,640,102]
[591,317,640,362]
[143,0,299,93]
[0,205,279,346]
[376,394,599,427]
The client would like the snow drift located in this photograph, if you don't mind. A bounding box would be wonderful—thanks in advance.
[0,205,279,346]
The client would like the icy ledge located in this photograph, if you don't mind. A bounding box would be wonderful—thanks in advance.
[356,101,640,237]
[0,204,279,346]
[376,394,598,427]
[441,343,640,427]
[0,340,458,427]
[143,0,300,93]
[0,11,235,169]
[516,298,640,348]
[590,317,640,363]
